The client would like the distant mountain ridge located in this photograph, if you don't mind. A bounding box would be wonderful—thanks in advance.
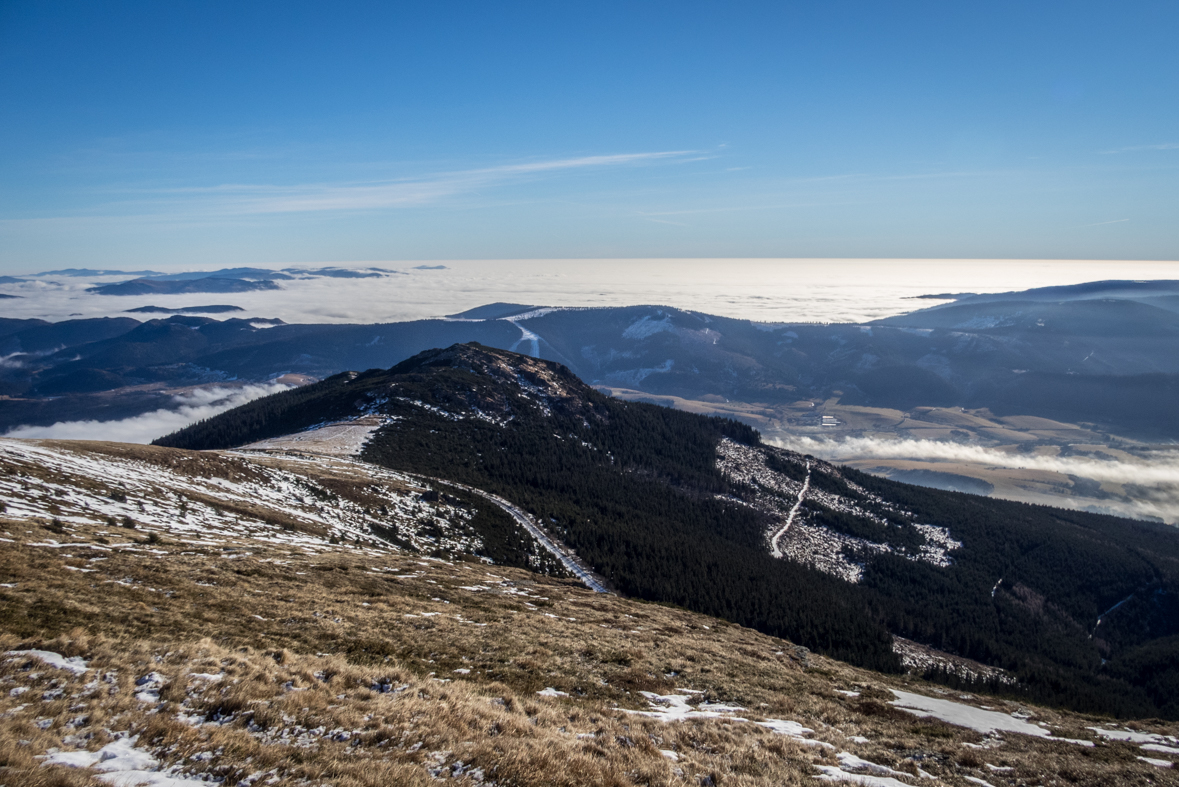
[156,342,1179,719]
[5,279,1179,440]
[930,279,1179,305]
[125,304,245,314]
[87,277,282,296]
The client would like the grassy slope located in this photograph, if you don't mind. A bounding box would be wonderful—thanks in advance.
[0,442,1176,786]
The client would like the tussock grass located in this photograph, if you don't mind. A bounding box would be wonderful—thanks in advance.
[1,442,1175,785]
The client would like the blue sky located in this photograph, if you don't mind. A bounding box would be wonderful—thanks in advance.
[1,1,1177,271]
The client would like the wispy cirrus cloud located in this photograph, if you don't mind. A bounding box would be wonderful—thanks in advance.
[117,151,699,216]
[1100,142,1179,154]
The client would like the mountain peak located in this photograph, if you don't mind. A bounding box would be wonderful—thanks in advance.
[383,342,597,415]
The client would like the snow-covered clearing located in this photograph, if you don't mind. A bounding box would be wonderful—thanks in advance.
[502,308,558,357]
[240,415,390,456]
[891,637,1011,685]
[621,313,676,340]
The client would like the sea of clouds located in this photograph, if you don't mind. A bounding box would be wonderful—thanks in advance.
[4,383,291,445]
[4,258,1179,325]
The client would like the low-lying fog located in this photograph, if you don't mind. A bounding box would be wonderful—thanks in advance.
[772,434,1179,525]
[4,384,291,445]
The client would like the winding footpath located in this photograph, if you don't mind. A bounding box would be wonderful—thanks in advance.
[770,462,810,559]
[241,432,612,594]
[423,476,613,594]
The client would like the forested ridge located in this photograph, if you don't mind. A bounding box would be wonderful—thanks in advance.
[157,343,1179,718]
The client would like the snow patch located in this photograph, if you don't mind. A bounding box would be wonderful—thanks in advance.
[41,735,209,786]
[626,691,829,747]
[1089,727,1178,745]
[7,649,89,675]
[890,690,1088,742]
[1138,756,1174,768]
[813,766,913,786]
[622,314,676,340]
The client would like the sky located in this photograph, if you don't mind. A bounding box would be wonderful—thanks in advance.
[1,1,1177,272]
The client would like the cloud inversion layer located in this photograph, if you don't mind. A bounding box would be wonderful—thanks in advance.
[4,384,291,445]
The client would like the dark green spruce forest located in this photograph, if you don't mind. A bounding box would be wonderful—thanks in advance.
[157,343,1179,720]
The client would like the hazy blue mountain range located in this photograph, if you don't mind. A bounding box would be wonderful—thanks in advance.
[87,277,283,296]
[35,268,164,277]
[125,304,246,314]
[79,265,402,295]
[2,280,1178,439]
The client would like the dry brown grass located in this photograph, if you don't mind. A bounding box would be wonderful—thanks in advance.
[1,441,1176,786]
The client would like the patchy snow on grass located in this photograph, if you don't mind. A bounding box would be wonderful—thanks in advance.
[962,777,999,787]
[890,690,1094,746]
[134,672,167,703]
[625,691,830,748]
[1138,756,1174,768]
[0,438,487,561]
[890,690,1053,738]
[1090,727,1178,745]
[41,734,210,786]
[6,649,89,675]
[836,752,909,778]
[813,765,914,786]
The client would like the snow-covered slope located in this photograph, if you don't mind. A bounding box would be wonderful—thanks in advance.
[716,438,960,583]
[1,438,506,562]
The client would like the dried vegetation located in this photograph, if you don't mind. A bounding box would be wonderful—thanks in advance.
[0,440,1175,786]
